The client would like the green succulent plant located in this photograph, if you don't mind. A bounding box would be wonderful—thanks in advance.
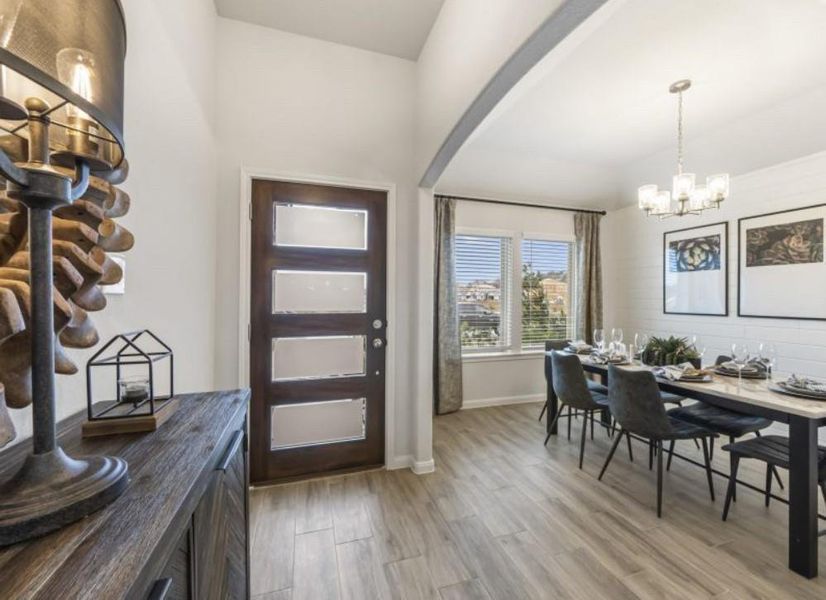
[641,336,700,367]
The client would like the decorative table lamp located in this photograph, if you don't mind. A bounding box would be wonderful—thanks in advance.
[0,0,129,545]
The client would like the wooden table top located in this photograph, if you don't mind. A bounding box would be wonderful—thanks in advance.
[0,389,249,600]
[546,351,826,420]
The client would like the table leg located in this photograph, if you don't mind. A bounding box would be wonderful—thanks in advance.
[788,415,818,578]
[599,371,611,426]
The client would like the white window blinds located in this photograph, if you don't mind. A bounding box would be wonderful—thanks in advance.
[521,239,574,349]
[455,235,512,351]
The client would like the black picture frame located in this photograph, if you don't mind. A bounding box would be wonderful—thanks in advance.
[663,221,729,316]
[737,203,826,321]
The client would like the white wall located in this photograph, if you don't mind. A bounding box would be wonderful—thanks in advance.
[415,0,564,180]
[7,0,219,442]
[604,151,826,378]
[213,19,420,467]
[452,198,575,407]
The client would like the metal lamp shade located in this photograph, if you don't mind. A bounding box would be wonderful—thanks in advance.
[0,0,126,170]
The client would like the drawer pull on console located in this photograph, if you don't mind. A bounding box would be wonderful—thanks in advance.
[147,578,172,600]
[217,430,244,472]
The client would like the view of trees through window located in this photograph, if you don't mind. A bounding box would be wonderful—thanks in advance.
[455,235,573,352]
[521,239,573,349]
[455,235,511,350]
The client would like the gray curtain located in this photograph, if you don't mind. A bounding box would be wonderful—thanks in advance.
[433,196,463,415]
[574,212,603,344]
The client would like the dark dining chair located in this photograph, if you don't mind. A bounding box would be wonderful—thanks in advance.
[598,365,717,517]
[667,355,784,492]
[545,351,612,469]
[722,435,826,521]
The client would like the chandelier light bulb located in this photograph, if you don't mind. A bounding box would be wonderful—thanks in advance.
[689,185,710,211]
[707,173,730,202]
[638,184,658,210]
[654,190,672,215]
[672,173,695,200]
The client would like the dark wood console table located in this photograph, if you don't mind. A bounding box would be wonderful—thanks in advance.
[0,389,250,599]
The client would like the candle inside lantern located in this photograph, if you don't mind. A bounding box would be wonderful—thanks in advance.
[118,376,149,407]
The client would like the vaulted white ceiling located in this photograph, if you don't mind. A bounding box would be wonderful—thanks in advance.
[439,0,826,210]
[213,0,444,60]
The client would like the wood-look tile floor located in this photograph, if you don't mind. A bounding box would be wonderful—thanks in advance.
[250,402,826,599]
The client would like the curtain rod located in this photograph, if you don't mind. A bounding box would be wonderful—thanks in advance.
[437,194,607,216]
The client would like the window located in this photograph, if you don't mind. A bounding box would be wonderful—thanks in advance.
[455,235,512,352]
[521,239,574,350]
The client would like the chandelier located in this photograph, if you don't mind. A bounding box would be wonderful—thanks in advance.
[638,79,729,218]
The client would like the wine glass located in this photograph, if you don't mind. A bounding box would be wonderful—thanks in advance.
[635,333,649,365]
[759,343,777,381]
[611,328,624,345]
[731,343,750,390]
[691,335,706,367]
[593,329,605,353]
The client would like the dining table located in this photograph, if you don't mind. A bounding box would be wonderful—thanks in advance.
[544,350,826,579]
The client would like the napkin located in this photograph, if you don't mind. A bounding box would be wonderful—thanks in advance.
[719,359,766,374]
[783,374,826,395]
[654,363,705,380]
[567,340,593,354]
[590,351,627,365]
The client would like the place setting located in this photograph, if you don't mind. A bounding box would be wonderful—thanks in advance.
[585,328,632,365]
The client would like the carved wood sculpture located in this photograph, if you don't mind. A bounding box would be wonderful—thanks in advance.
[0,136,132,446]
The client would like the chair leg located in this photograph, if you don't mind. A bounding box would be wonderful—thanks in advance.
[544,403,565,445]
[722,454,740,521]
[626,431,634,462]
[590,411,595,440]
[666,440,675,471]
[709,437,714,461]
[579,412,589,470]
[656,440,664,518]
[599,428,624,481]
[764,463,772,507]
[567,406,572,441]
[693,439,700,450]
[755,431,785,490]
[701,437,715,502]
[538,401,547,422]
[648,440,654,471]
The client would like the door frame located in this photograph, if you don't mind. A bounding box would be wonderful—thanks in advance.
[237,167,397,476]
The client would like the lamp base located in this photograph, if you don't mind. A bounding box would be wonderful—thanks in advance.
[0,446,128,546]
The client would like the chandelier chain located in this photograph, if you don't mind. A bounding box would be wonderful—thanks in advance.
[677,90,683,175]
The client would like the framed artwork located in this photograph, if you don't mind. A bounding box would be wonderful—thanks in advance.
[663,221,728,316]
[738,204,826,320]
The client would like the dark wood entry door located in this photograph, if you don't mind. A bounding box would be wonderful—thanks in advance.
[250,179,387,484]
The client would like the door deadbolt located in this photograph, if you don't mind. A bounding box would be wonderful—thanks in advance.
[372,338,384,349]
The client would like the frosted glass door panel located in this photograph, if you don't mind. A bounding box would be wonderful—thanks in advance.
[274,204,368,249]
[273,270,367,314]
[272,335,365,381]
[271,398,366,450]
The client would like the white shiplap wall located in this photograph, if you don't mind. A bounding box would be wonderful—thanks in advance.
[604,151,826,379]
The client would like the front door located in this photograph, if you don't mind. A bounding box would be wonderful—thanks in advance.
[249,179,387,484]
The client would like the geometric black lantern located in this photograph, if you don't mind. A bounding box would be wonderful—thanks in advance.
[0,0,128,546]
[83,330,174,437]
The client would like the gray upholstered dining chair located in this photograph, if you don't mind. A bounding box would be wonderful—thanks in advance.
[598,365,717,517]
[666,355,783,492]
[545,351,613,469]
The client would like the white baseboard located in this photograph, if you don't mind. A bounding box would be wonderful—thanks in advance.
[386,454,436,474]
[386,454,413,470]
[461,394,543,410]
[412,458,435,474]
